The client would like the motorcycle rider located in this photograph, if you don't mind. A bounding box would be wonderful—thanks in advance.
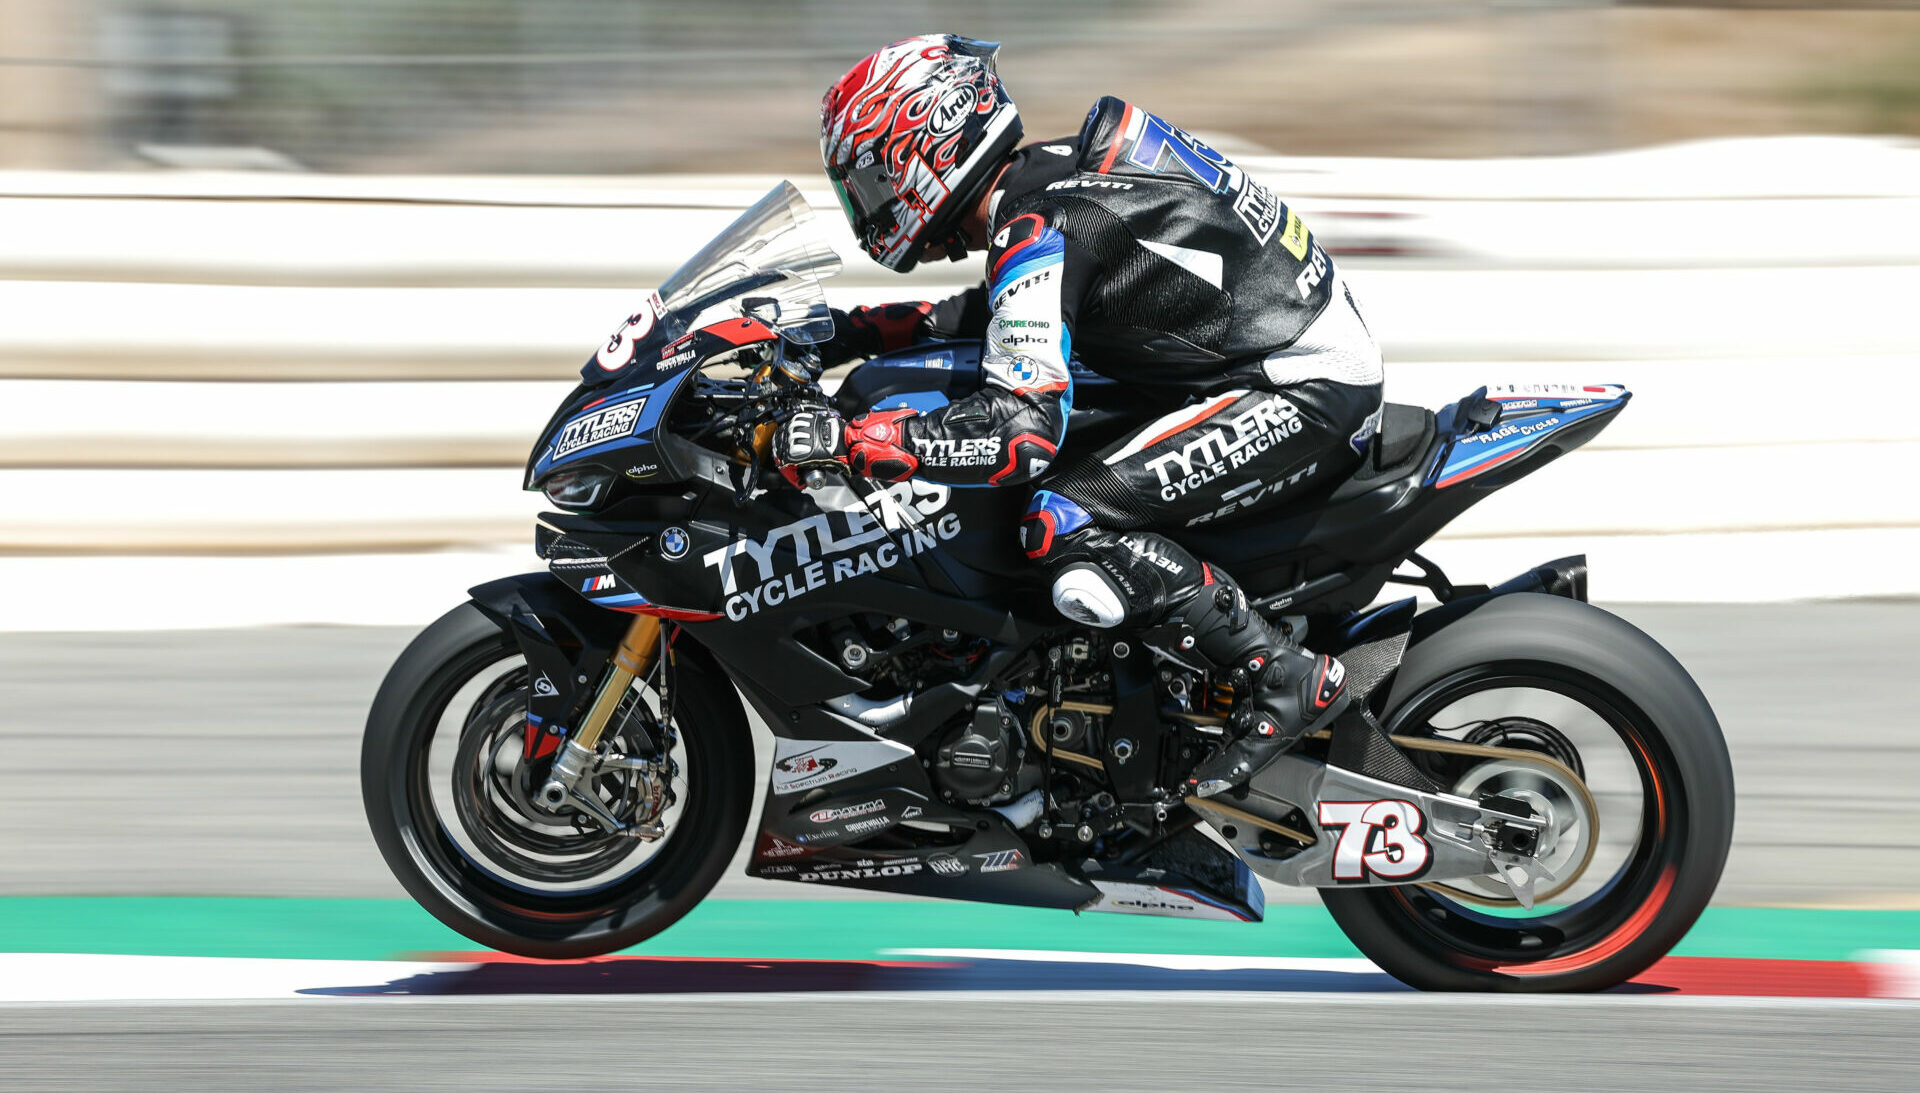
[775,35,1384,797]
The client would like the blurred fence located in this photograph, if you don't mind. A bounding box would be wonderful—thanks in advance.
[7,1,1920,173]
[1,135,1918,566]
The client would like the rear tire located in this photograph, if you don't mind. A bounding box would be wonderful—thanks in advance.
[362,602,752,959]
[1320,593,1734,992]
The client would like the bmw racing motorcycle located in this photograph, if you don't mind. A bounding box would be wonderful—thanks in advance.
[363,183,1735,991]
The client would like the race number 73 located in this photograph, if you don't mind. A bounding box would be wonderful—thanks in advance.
[1316,799,1432,882]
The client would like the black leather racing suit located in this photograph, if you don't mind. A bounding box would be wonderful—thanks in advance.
[837,97,1385,795]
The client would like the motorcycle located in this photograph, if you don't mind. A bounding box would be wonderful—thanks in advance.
[362,182,1735,991]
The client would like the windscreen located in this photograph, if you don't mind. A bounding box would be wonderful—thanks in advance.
[658,181,843,345]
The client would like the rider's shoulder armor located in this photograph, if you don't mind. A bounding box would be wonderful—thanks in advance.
[991,96,1337,385]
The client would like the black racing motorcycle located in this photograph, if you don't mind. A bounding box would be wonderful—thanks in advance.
[363,183,1734,991]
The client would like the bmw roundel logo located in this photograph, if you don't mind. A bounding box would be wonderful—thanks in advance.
[659,526,690,560]
[1007,355,1040,385]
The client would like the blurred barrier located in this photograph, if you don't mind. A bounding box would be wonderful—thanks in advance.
[2,136,1917,562]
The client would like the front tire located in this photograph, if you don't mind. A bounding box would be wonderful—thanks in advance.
[1321,593,1735,991]
[362,602,753,959]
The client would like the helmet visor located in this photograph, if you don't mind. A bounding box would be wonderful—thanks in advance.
[828,158,905,261]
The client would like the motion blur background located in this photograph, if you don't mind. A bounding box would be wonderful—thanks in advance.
[2,1,1919,1086]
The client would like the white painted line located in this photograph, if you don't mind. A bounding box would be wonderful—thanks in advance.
[1860,951,1920,1000]
[889,948,1382,975]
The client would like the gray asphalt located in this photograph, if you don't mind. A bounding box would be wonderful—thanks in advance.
[2,602,1916,906]
[2,995,1916,1092]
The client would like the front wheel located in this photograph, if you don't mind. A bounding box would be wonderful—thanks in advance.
[1321,593,1735,992]
[362,602,753,959]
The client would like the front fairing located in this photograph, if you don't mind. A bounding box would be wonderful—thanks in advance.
[579,181,841,391]
[527,181,843,491]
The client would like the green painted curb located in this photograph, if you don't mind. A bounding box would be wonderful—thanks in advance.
[2,898,1916,964]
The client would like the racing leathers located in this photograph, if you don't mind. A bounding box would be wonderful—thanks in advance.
[837,98,1385,795]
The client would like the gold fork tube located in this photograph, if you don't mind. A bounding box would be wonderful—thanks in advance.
[571,616,663,751]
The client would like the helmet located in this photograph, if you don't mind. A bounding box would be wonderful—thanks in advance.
[821,34,1024,273]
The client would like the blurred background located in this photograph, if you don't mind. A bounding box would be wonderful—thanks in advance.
[6,0,1920,171]
[2,1,1919,1084]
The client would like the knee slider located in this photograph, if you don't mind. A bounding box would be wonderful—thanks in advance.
[1051,563,1128,628]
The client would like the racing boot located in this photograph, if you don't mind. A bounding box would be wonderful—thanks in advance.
[1159,564,1351,798]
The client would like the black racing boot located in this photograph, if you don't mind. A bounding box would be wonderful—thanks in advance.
[1153,564,1351,798]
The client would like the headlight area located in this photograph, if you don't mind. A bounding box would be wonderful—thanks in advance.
[537,467,615,510]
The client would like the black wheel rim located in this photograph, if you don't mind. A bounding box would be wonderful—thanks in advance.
[1380,660,1687,976]
[394,635,713,926]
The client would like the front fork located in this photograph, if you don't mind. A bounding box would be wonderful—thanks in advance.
[531,615,666,831]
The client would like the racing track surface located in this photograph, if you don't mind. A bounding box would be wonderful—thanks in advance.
[4,995,1917,1091]
[2,603,1918,1090]
[3,602,1915,905]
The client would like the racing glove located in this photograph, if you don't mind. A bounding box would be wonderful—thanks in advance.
[845,408,921,482]
[772,408,846,489]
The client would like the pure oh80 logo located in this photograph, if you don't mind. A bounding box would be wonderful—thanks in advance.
[1316,799,1433,882]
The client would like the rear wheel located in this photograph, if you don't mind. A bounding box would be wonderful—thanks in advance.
[1320,594,1734,991]
[362,602,752,959]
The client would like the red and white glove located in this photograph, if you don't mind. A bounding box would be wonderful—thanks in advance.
[772,409,847,490]
[845,408,921,482]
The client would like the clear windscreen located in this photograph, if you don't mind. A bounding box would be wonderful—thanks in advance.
[658,181,843,345]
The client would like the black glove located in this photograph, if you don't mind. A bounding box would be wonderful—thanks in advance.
[772,408,846,489]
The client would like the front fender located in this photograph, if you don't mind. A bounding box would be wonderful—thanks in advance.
[466,571,739,756]
[468,573,635,751]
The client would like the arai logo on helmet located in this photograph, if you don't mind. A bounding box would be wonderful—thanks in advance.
[659,527,690,560]
[930,83,977,135]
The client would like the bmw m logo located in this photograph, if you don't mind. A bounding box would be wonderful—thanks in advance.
[659,526,690,560]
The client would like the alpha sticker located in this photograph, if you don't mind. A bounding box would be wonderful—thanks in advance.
[1316,799,1432,882]
[1085,882,1252,922]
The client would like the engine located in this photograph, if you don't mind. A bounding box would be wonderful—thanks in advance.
[805,613,1234,844]
[930,697,1036,805]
